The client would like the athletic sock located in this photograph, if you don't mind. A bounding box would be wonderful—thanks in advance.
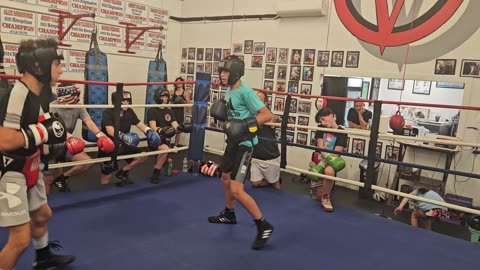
[33,232,50,260]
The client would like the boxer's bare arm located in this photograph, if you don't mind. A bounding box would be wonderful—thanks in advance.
[0,126,27,151]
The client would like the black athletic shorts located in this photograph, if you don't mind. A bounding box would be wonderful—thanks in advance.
[220,143,253,183]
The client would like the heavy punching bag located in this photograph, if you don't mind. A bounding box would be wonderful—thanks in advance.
[83,29,109,142]
[144,41,167,122]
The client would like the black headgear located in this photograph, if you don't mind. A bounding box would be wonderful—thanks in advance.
[218,55,245,86]
[468,215,480,231]
[154,88,170,104]
[111,91,133,105]
[16,46,64,85]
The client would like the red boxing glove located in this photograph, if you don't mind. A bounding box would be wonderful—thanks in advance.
[311,152,321,164]
[96,132,115,153]
[65,136,85,155]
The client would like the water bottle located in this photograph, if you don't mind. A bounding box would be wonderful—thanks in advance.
[166,158,173,176]
[182,157,189,172]
[193,160,199,176]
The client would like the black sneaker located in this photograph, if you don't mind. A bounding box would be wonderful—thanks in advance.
[252,219,274,250]
[208,209,237,224]
[33,241,75,270]
[54,175,71,192]
[115,170,133,186]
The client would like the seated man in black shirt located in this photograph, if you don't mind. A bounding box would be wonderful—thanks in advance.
[250,91,281,189]
[347,100,372,129]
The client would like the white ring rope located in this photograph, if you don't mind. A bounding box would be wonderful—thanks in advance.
[48,146,189,169]
[203,147,480,216]
[50,104,193,109]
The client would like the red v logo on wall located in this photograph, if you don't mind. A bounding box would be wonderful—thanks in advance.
[334,0,464,54]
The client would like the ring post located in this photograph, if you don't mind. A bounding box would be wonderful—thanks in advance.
[112,83,124,170]
[188,72,210,162]
[360,100,382,198]
[280,95,292,169]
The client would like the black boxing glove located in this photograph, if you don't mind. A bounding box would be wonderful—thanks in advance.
[156,126,176,138]
[225,117,258,144]
[177,122,193,133]
[22,112,67,149]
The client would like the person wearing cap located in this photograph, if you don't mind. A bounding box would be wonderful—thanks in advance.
[0,38,75,270]
[43,83,115,193]
[99,90,161,187]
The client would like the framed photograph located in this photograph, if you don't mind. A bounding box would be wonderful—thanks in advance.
[435,59,456,75]
[331,51,344,67]
[233,43,243,54]
[352,138,366,155]
[253,42,266,55]
[413,80,432,95]
[244,40,253,54]
[263,80,274,90]
[196,63,204,73]
[204,62,212,74]
[251,56,263,68]
[287,81,299,93]
[399,106,430,120]
[291,49,302,64]
[277,65,287,80]
[211,76,220,90]
[188,48,196,60]
[286,131,294,143]
[303,49,315,65]
[289,65,301,80]
[274,114,283,124]
[298,116,309,132]
[275,129,282,140]
[345,137,350,153]
[388,79,405,90]
[300,83,312,95]
[436,81,465,89]
[196,48,204,61]
[310,131,317,146]
[213,62,219,75]
[296,132,308,145]
[274,97,285,112]
[187,62,195,74]
[276,81,286,92]
[266,47,277,63]
[210,90,218,103]
[264,64,275,79]
[460,59,480,77]
[205,48,213,61]
[302,66,314,81]
[346,51,360,68]
[385,145,400,161]
[317,50,329,67]
[181,48,187,59]
[213,48,222,61]
[376,142,383,159]
[289,98,298,113]
[298,100,312,115]
[287,116,296,130]
[267,96,272,110]
[278,48,289,64]
[180,62,186,74]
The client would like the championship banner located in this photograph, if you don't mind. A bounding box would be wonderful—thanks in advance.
[70,0,99,14]
[127,29,145,50]
[68,20,95,43]
[37,14,62,38]
[188,72,210,161]
[67,50,86,73]
[9,0,37,4]
[98,24,123,47]
[99,0,125,21]
[148,6,168,30]
[38,0,68,10]
[0,8,36,37]
[2,43,19,69]
[125,1,148,25]
[145,31,165,52]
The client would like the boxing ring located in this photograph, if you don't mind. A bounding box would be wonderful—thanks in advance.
[1,74,479,269]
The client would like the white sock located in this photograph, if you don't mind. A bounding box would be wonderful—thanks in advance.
[32,232,49,250]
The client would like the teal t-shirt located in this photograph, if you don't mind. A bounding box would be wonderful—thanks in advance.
[225,81,265,147]
[413,190,447,211]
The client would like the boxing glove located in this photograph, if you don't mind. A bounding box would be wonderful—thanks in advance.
[145,128,162,149]
[225,117,258,144]
[65,136,85,155]
[22,112,67,149]
[322,154,346,172]
[311,152,321,164]
[119,132,140,148]
[96,132,115,153]
[210,99,228,122]
[201,161,220,177]
[156,126,176,138]
[306,162,326,182]
[177,122,193,133]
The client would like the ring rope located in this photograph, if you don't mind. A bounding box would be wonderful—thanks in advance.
[50,104,193,109]
[48,146,189,169]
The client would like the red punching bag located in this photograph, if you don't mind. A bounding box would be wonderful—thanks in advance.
[389,110,405,134]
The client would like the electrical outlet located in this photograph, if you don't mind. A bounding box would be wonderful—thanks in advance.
[473,147,480,155]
